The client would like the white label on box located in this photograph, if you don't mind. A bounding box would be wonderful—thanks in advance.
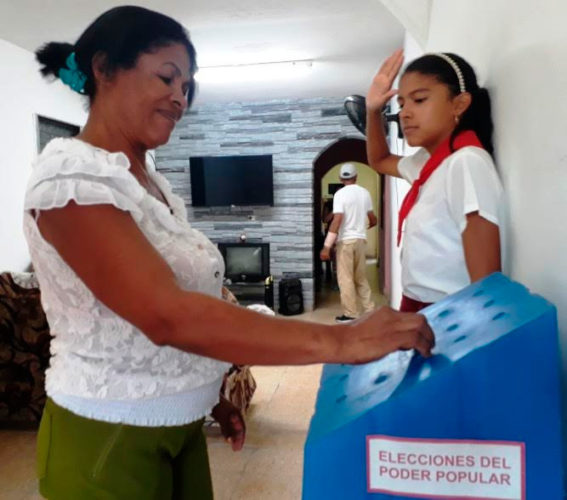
[367,435,525,499]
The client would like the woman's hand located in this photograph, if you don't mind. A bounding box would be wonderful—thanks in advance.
[211,395,246,452]
[336,306,434,364]
[366,49,404,112]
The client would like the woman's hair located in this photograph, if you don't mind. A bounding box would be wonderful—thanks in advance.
[403,53,494,156]
[35,5,198,107]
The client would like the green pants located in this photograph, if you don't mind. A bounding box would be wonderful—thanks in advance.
[37,398,213,499]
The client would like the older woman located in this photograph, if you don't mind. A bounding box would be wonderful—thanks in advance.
[27,6,434,499]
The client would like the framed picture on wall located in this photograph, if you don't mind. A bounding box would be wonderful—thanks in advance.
[35,115,80,153]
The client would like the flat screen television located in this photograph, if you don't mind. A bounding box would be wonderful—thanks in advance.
[190,155,273,207]
[218,242,270,283]
[328,183,343,196]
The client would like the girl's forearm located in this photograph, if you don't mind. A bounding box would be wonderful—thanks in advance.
[366,109,391,169]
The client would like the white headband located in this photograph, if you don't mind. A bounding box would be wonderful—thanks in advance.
[431,53,466,93]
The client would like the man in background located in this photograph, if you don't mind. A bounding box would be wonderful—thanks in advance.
[320,163,377,323]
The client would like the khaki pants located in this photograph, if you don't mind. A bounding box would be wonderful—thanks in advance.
[336,238,374,317]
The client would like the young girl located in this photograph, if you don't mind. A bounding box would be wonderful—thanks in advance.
[366,49,503,312]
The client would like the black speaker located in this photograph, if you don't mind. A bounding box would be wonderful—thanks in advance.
[278,278,304,316]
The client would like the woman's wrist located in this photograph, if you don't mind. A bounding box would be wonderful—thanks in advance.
[323,324,348,364]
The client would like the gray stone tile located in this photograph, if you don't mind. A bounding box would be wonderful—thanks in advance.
[155,96,349,310]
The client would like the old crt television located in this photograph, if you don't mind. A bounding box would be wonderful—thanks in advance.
[190,155,273,207]
[218,242,270,283]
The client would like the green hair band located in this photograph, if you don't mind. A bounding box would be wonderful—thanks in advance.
[58,52,87,94]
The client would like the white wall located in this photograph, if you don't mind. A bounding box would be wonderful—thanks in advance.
[385,32,423,307]
[426,0,567,389]
[0,40,86,272]
[379,0,432,48]
[385,0,567,478]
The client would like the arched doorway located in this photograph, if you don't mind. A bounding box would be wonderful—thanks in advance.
[312,136,385,306]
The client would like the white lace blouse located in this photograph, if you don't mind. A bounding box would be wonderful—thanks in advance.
[23,138,230,426]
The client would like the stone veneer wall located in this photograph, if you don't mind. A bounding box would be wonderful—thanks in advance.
[155,97,362,311]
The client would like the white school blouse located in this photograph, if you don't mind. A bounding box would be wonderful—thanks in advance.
[23,138,230,426]
[398,146,503,304]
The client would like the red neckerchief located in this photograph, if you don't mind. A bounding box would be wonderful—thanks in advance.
[397,130,483,246]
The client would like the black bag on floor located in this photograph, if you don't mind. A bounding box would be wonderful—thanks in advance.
[278,278,304,316]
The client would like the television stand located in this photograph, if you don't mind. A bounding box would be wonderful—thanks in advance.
[225,280,273,308]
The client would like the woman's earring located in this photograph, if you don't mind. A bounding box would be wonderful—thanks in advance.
[454,115,460,124]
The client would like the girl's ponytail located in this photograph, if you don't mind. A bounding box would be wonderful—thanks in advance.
[453,86,494,156]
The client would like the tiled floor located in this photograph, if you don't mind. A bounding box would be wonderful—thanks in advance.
[0,261,384,500]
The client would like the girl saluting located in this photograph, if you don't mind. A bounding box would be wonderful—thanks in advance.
[366,50,503,312]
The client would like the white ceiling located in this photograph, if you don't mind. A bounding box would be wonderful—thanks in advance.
[0,0,404,104]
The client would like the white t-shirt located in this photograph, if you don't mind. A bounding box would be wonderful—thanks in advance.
[332,184,373,242]
[398,146,503,303]
[23,138,230,426]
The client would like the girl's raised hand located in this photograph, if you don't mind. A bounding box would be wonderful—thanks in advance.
[366,49,404,112]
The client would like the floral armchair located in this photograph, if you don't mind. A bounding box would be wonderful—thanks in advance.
[0,274,259,430]
[0,272,51,429]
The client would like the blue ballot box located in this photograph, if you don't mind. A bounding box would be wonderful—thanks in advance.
[303,273,563,500]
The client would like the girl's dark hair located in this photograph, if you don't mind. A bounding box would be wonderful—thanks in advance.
[35,5,197,107]
[404,53,494,156]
